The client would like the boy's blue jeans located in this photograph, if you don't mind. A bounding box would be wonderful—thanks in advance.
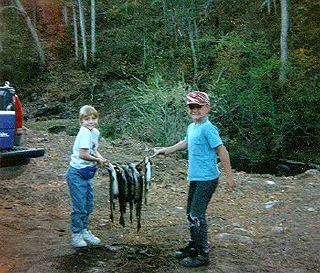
[66,166,94,234]
[186,179,219,253]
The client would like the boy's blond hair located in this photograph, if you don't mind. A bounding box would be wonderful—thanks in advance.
[79,105,99,122]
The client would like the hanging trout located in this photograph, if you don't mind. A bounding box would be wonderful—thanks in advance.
[107,163,119,222]
[143,156,152,205]
[129,163,144,231]
[123,165,135,223]
[115,165,127,227]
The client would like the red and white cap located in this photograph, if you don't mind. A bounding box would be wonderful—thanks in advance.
[186,91,210,105]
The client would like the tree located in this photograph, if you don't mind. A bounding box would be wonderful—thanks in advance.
[261,0,289,90]
[0,9,3,53]
[62,1,68,25]
[90,0,96,63]
[279,0,288,90]
[0,0,45,66]
[78,0,87,67]
[72,1,79,60]
[188,20,198,88]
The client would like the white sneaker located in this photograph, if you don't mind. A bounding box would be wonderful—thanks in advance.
[71,233,87,247]
[82,229,101,245]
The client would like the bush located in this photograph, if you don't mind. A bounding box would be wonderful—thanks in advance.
[99,75,190,146]
[206,32,282,158]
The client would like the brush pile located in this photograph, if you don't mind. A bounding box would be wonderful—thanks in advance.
[106,157,152,231]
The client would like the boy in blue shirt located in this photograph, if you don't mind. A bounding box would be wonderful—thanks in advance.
[155,91,235,267]
[66,105,107,247]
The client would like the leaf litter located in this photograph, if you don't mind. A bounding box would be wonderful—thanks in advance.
[0,130,319,273]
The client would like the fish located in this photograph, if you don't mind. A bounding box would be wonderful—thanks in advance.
[144,157,152,183]
[106,160,150,231]
[107,163,119,222]
[108,163,119,197]
[129,163,144,231]
[115,165,127,227]
[143,157,152,204]
[119,165,129,205]
[123,165,135,223]
[129,163,140,202]
[135,172,144,232]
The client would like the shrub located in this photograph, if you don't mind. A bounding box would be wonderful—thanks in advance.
[100,75,190,146]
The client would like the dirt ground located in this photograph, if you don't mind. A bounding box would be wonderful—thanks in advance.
[0,129,319,273]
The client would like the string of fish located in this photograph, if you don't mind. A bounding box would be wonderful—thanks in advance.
[106,157,152,231]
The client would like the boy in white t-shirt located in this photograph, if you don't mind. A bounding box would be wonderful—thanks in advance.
[66,105,107,247]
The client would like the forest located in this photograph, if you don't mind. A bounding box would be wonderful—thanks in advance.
[1,0,319,163]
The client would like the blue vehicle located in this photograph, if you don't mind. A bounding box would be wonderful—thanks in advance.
[0,82,45,179]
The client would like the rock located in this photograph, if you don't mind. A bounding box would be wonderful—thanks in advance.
[276,164,291,175]
[271,226,285,234]
[105,245,120,252]
[231,222,242,228]
[240,179,258,185]
[265,180,276,186]
[174,206,184,212]
[264,200,283,209]
[298,169,320,178]
[215,233,255,245]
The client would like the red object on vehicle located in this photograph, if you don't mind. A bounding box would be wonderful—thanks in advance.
[13,94,23,134]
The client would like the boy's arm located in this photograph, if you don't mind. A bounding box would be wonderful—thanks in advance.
[156,140,187,156]
[216,144,235,191]
[95,150,108,165]
[79,148,107,165]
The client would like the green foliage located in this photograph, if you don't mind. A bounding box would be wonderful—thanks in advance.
[1,0,319,163]
[205,32,283,158]
[279,63,320,163]
[99,76,190,146]
[23,61,100,112]
[0,8,41,86]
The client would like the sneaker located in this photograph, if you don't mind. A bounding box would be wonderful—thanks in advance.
[82,229,101,245]
[174,241,196,259]
[71,233,87,248]
[178,251,209,267]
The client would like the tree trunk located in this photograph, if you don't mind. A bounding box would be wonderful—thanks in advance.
[91,0,96,63]
[14,0,45,67]
[0,18,3,53]
[78,0,87,67]
[32,0,37,27]
[261,0,288,90]
[62,2,68,25]
[188,20,198,88]
[279,0,288,89]
[72,1,79,60]
[201,0,214,18]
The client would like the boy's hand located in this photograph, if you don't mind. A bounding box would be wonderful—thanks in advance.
[97,157,108,166]
[154,147,167,156]
[226,177,236,192]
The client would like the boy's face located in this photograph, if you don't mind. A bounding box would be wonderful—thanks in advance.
[81,115,98,130]
[188,104,210,123]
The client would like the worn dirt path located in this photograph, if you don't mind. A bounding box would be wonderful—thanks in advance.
[1,129,319,273]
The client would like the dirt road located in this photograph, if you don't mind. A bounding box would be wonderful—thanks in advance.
[1,130,319,273]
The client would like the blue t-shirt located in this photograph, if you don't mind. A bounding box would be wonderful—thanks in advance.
[185,118,223,181]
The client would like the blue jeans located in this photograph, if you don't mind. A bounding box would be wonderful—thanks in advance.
[66,166,94,234]
[186,179,219,253]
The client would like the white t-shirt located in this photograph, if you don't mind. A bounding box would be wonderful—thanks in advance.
[70,126,99,169]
